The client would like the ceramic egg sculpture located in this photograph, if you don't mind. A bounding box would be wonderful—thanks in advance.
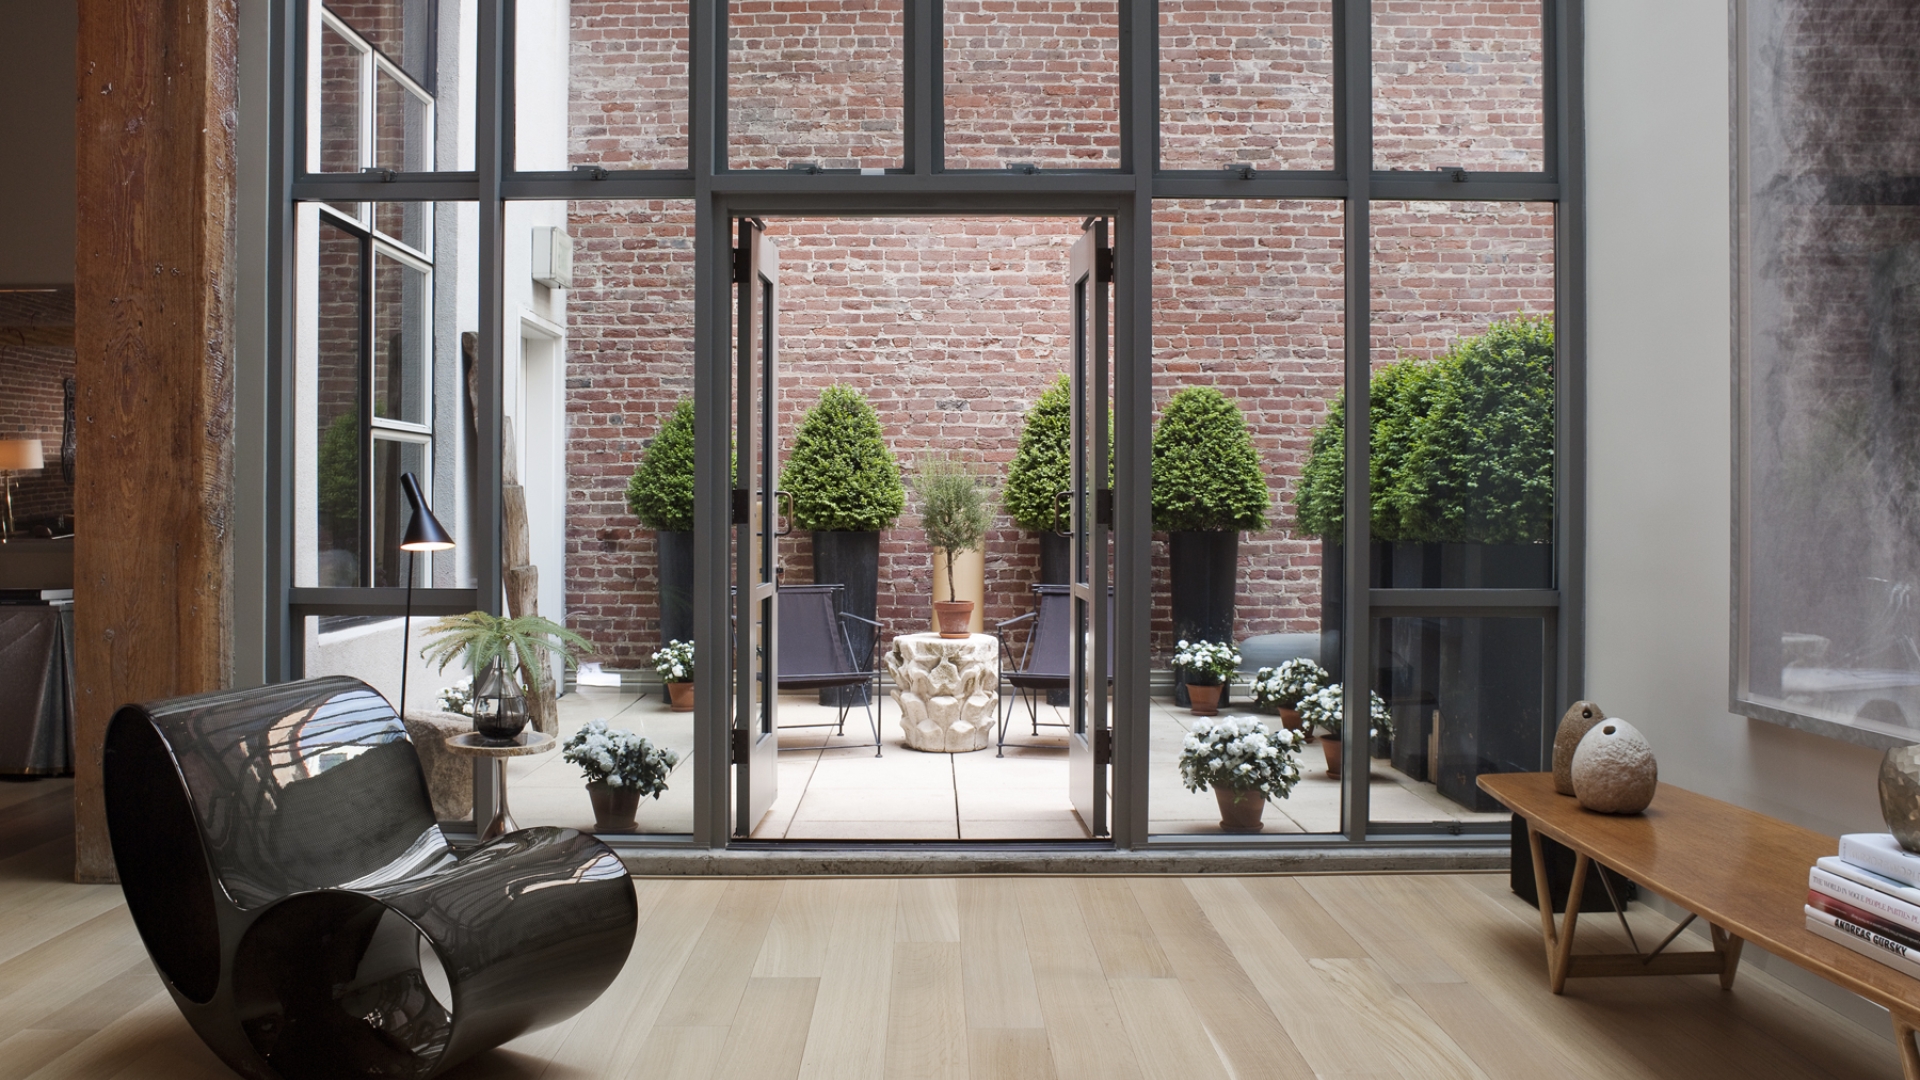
[1570,718,1658,815]
[1551,700,1606,796]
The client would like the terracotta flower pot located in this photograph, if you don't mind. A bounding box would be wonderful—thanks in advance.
[1187,682,1223,716]
[1277,706,1313,742]
[587,781,641,833]
[1214,786,1266,833]
[1322,736,1343,779]
[666,681,694,712]
[934,600,974,639]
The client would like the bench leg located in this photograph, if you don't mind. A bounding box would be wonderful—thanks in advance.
[1710,923,1745,990]
[1528,823,1588,994]
[1895,1011,1920,1080]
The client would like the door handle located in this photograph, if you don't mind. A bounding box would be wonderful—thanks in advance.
[1053,490,1073,537]
[774,490,794,536]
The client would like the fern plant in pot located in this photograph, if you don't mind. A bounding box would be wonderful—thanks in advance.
[913,455,995,638]
[419,612,591,744]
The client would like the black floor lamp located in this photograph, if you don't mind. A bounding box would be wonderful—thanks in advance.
[399,472,456,720]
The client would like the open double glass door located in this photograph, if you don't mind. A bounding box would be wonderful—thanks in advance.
[1067,219,1112,837]
[735,220,780,836]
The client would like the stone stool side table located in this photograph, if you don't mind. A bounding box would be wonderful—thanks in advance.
[887,632,1000,752]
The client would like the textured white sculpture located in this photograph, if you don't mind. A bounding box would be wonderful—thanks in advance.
[886,632,1000,752]
[1570,718,1658,814]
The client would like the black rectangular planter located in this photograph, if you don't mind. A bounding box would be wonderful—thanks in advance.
[655,530,694,648]
[1169,530,1238,708]
[1509,814,1636,913]
[812,530,880,707]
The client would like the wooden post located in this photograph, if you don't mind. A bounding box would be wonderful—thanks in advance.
[72,0,238,882]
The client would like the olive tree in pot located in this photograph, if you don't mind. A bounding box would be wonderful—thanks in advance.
[627,399,698,648]
[780,387,904,703]
[1151,387,1270,706]
[914,455,994,638]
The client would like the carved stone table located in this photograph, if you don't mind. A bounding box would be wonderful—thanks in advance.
[886,632,1000,752]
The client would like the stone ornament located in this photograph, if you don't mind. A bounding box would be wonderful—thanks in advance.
[1879,745,1920,852]
[886,632,1000,752]
[1552,700,1606,796]
[1571,718,1658,814]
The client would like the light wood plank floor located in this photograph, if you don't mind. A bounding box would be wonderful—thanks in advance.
[0,777,1896,1079]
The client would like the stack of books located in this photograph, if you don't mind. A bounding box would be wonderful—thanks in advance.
[1805,833,1920,976]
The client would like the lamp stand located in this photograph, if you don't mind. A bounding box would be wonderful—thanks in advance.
[400,551,415,719]
[2,471,13,544]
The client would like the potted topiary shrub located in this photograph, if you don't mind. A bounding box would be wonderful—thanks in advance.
[912,455,995,637]
[1151,387,1270,705]
[1005,375,1113,585]
[780,386,905,701]
[1171,639,1242,716]
[1249,657,1329,738]
[627,399,697,648]
[561,719,681,833]
[1179,715,1307,833]
[1296,683,1391,780]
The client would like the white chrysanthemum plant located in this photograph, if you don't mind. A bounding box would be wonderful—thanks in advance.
[1249,657,1328,711]
[562,719,682,796]
[1295,683,1392,741]
[435,677,474,717]
[651,639,696,684]
[1178,715,1306,803]
[1169,639,1242,685]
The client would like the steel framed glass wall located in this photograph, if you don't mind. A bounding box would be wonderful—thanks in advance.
[268,0,1584,850]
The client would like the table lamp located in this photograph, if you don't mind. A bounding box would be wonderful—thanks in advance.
[0,439,45,544]
[398,471,456,720]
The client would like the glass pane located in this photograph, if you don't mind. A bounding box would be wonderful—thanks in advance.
[944,0,1119,170]
[325,0,434,85]
[311,217,364,588]
[728,0,904,171]
[374,66,432,245]
[372,249,430,425]
[527,1,688,171]
[316,21,362,175]
[373,437,428,587]
[1373,0,1545,172]
[1158,0,1334,172]
[1368,201,1555,584]
[1370,615,1538,823]
[1147,199,1345,837]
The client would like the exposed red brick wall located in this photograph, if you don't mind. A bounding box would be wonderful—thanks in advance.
[730,0,902,170]
[1373,0,1545,171]
[944,0,1119,170]
[0,290,74,529]
[570,0,687,170]
[1158,0,1334,172]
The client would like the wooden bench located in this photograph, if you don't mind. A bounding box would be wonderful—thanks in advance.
[1480,772,1920,1079]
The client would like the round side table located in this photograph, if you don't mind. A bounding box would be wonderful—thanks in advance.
[445,730,557,841]
[886,632,1000,752]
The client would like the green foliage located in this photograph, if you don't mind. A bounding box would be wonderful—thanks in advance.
[1292,314,1555,544]
[627,400,697,531]
[419,611,593,696]
[780,386,905,532]
[912,456,996,602]
[1150,387,1270,532]
[318,411,360,528]
[1003,376,1114,533]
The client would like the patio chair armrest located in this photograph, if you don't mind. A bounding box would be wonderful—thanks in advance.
[838,611,883,630]
[991,611,1037,634]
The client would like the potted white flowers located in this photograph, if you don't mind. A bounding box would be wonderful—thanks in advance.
[652,640,696,711]
[1170,639,1241,716]
[1178,715,1306,832]
[561,719,682,832]
[1295,683,1391,779]
[1249,658,1329,738]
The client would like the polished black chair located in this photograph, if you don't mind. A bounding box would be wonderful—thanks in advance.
[993,584,1115,757]
[775,583,884,756]
[103,676,637,1080]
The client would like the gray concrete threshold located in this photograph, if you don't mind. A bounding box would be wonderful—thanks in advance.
[612,842,1507,877]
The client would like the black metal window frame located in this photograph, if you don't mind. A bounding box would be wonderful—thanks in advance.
[267,0,1586,849]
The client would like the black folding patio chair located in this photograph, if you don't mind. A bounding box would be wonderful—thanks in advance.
[776,583,885,756]
[993,584,1114,757]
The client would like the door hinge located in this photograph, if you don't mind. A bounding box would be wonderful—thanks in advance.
[732,246,750,284]
[1095,489,1114,527]
[1095,728,1113,766]
[731,488,750,524]
[1095,246,1114,283]
[730,728,749,764]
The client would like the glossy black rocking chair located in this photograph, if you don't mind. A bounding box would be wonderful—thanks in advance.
[103,676,638,1080]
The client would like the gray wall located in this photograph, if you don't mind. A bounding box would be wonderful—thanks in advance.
[1586,2,1884,840]
[0,3,75,286]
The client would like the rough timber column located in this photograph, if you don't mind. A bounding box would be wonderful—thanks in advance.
[72,0,238,882]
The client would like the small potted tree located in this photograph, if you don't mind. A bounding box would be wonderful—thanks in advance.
[651,639,695,711]
[419,611,592,742]
[1151,387,1269,705]
[1249,657,1328,738]
[1179,716,1307,832]
[913,455,994,637]
[1296,683,1391,780]
[1170,639,1241,716]
[627,399,697,647]
[561,719,681,833]
[781,386,905,699]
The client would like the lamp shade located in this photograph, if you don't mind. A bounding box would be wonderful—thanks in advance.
[0,439,44,471]
[399,472,456,551]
